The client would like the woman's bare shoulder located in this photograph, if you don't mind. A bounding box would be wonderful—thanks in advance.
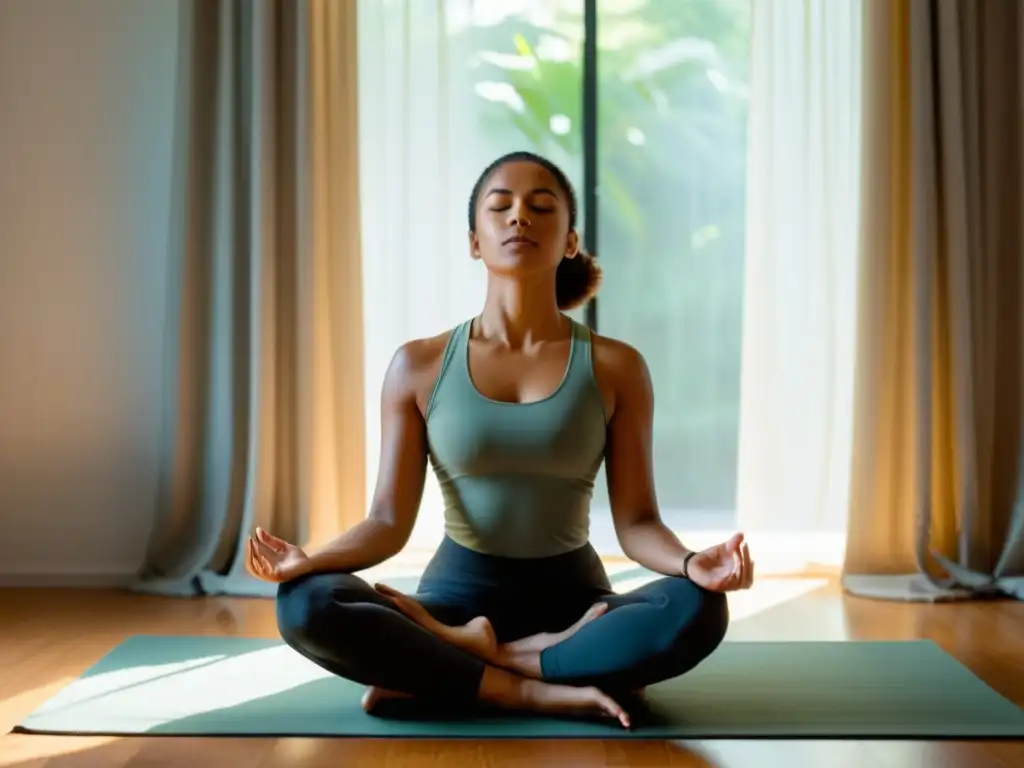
[393,330,452,370]
[589,331,653,420]
[590,331,649,380]
[384,329,456,410]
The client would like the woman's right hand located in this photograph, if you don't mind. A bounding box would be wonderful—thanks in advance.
[246,527,311,583]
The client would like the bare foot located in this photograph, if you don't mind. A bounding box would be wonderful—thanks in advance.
[520,678,631,729]
[496,602,609,678]
[374,584,611,680]
[374,583,500,662]
[503,602,609,655]
[363,675,631,730]
[361,686,412,713]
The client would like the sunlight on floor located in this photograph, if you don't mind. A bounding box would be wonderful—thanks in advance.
[724,578,830,621]
[2,677,74,727]
[0,676,96,767]
[0,734,122,767]
[19,647,328,732]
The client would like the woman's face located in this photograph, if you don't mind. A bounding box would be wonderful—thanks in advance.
[469,161,579,277]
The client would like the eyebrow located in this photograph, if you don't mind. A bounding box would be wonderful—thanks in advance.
[484,187,558,198]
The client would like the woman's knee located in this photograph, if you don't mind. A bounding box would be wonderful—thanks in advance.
[662,579,730,668]
[275,572,367,650]
[692,587,729,650]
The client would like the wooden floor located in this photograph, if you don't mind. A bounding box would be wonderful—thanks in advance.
[1,578,1022,767]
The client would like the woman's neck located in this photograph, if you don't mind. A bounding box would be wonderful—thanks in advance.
[477,275,565,348]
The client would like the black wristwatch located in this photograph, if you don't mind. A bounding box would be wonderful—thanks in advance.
[681,551,697,579]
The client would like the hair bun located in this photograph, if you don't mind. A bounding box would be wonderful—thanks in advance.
[555,251,602,310]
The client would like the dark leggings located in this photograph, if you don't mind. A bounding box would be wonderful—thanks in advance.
[276,537,729,703]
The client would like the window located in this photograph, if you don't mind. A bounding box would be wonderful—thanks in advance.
[358,0,752,554]
[589,0,752,551]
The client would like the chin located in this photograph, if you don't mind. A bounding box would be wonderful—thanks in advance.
[485,248,558,274]
[486,260,553,281]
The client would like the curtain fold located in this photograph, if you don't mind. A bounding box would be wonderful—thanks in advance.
[842,0,1024,601]
[135,0,363,597]
[734,0,863,566]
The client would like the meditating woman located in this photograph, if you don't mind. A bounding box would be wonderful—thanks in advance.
[245,151,754,729]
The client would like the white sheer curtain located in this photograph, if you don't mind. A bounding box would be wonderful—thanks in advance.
[734,0,863,569]
[356,0,549,550]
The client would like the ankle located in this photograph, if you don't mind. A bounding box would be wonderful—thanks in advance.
[517,678,548,708]
[477,666,539,708]
[500,646,543,679]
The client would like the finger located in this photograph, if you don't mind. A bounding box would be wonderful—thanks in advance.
[256,527,288,553]
[741,543,753,588]
[374,584,423,619]
[249,538,278,581]
[247,539,263,576]
[244,540,255,575]
[374,583,410,607]
[254,527,277,551]
[258,551,275,573]
[252,537,277,560]
[746,558,756,588]
[719,553,739,592]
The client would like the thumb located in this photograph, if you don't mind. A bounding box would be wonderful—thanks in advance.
[726,532,745,552]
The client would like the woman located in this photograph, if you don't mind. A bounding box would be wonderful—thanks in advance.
[246,151,754,729]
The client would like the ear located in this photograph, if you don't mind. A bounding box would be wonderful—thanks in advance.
[468,230,481,261]
[563,229,580,259]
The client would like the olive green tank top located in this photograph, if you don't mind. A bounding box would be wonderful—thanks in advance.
[425,316,608,558]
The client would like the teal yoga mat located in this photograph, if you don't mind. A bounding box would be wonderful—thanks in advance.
[14,635,1024,739]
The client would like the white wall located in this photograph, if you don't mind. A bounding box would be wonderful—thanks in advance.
[0,0,179,583]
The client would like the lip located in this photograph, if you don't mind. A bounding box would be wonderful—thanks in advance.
[503,235,537,246]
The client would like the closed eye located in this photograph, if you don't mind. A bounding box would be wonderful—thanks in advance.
[488,204,555,213]
[484,187,559,214]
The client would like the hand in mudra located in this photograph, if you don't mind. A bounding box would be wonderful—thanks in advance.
[246,527,310,583]
[687,532,754,592]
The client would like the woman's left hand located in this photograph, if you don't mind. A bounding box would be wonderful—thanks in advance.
[686,533,754,592]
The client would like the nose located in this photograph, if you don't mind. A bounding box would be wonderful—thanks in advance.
[506,200,531,228]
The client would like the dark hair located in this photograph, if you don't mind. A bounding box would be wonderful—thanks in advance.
[467,151,602,311]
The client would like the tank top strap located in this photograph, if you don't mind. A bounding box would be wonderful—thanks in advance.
[565,316,596,384]
[425,319,472,419]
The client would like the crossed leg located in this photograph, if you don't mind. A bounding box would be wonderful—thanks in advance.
[375,582,609,680]
[377,574,730,696]
[276,571,631,726]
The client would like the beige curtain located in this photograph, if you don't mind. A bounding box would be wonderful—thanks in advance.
[135,0,364,597]
[843,0,1024,601]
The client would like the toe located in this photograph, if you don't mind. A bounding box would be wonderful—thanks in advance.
[593,689,629,728]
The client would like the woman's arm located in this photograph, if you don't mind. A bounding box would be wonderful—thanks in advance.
[596,337,694,577]
[299,338,440,576]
